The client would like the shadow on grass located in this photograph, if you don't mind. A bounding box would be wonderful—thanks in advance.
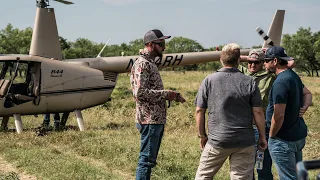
[94,122,131,130]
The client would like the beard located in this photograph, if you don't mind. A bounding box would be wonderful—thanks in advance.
[155,49,163,59]
[266,67,275,73]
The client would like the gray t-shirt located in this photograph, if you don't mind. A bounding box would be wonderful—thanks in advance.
[195,67,262,148]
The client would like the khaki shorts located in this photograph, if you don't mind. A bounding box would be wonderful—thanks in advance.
[195,143,255,180]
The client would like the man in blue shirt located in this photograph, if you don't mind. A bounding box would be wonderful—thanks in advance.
[264,46,312,180]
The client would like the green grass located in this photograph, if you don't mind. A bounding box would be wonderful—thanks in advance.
[0,71,319,180]
[0,172,20,180]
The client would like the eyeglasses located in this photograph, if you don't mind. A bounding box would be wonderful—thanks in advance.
[152,41,165,48]
[264,58,274,63]
[248,61,263,65]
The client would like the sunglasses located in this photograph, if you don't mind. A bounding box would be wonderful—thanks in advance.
[248,61,263,65]
[152,41,166,48]
[264,58,274,63]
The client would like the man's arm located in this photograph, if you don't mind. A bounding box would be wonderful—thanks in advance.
[252,107,267,150]
[133,61,181,102]
[300,86,312,117]
[268,81,288,137]
[195,107,206,136]
[195,107,207,149]
[269,104,286,137]
[252,107,266,137]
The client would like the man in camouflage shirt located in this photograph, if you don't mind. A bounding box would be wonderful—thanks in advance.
[239,49,275,180]
[130,29,185,180]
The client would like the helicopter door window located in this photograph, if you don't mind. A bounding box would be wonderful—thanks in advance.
[0,61,14,98]
[10,62,29,95]
[27,62,41,97]
[3,61,41,107]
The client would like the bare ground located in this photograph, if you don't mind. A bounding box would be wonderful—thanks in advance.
[0,156,37,180]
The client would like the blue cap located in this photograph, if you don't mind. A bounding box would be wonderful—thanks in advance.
[265,46,294,61]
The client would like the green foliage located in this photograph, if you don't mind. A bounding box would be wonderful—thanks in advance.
[166,37,205,71]
[0,24,32,54]
[63,38,103,59]
[282,27,320,76]
[166,37,204,53]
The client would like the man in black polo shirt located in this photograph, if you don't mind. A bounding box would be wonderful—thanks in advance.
[264,46,312,180]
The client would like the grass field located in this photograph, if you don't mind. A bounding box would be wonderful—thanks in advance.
[0,71,319,180]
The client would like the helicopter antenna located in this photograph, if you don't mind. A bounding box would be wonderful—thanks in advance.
[97,38,111,58]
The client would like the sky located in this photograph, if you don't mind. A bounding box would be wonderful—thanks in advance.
[1,0,319,48]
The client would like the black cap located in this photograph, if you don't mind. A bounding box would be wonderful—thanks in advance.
[265,46,294,61]
[144,29,171,44]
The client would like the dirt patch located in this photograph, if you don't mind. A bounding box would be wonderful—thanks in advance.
[0,156,37,180]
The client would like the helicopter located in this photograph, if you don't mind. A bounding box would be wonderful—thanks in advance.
[0,0,285,133]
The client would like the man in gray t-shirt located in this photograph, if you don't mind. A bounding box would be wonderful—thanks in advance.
[194,43,267,180]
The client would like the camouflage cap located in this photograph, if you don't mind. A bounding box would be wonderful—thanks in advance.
[248,49,265,61]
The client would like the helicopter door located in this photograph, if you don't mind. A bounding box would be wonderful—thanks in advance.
[3,61,41,108]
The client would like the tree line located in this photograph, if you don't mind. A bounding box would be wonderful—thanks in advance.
[0,24,319,76]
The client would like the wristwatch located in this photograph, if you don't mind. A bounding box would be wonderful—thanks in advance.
[198,134,207,138]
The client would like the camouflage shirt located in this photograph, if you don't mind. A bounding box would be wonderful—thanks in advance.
[130,49,175,124]
[239,65,276,111]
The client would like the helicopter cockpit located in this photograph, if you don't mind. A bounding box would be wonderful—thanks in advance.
[0,60,41,108]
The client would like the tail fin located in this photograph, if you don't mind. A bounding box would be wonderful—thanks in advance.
[30,8,62,60]
[262,10,285,48]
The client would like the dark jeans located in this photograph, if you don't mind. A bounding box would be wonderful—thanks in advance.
[43,113,60,125]
[254,126,273,180]
[135,123,164,180]
[268,137,305,180]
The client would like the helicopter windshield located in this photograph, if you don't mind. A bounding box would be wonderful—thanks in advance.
[0,61,26,83]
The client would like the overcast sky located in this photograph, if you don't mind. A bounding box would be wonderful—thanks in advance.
[1,0,319,48]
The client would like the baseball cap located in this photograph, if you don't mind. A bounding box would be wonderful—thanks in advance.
[248,49,265,61]
[265,46,294,61]
[144,29,171,44]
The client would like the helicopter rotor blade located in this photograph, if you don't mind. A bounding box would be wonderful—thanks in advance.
[53,0,74,5]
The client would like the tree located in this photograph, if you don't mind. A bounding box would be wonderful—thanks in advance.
[166,37,204,53]
[282,27,320,77]
[63,38,102,59]
[0,24,32,54]
[166,37,204,70]
[59,36,71,51]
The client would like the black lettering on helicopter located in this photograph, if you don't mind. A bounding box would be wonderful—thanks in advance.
[172,55,183,66]
[163,56,173,66]
[51,69,63,77]
[125,55,184,69]
[126,58,137,70]
[155,57,162,67]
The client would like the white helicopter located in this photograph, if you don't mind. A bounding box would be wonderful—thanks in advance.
[0,0,285,133]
